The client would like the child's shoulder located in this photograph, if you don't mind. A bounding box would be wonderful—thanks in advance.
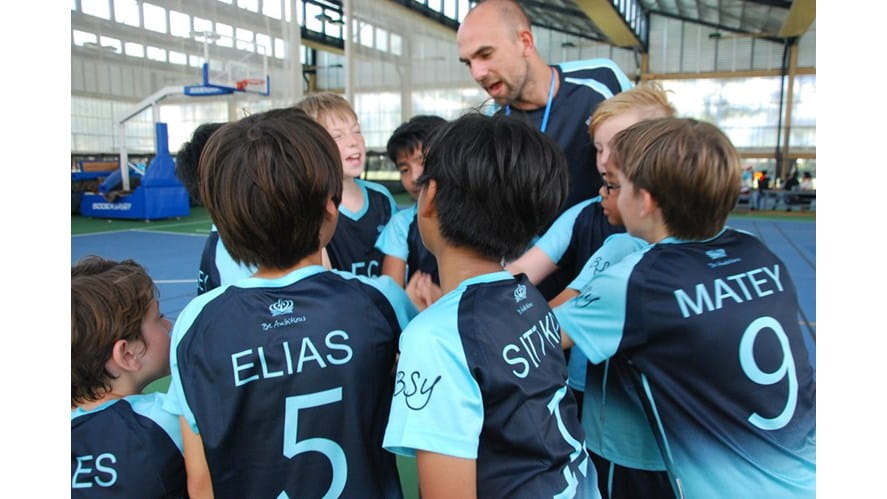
[356,178,394,197]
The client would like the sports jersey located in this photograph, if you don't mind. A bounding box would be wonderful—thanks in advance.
[535,196,626,300]
[374,204,439,284]
[554,228,816,497]
[164,266,416,499]
[564,233,666,474]
[384,271,592,499]
[327,179,397,278]
[197,224,256,295]
[500,60,632,214]
[71,393,186,498]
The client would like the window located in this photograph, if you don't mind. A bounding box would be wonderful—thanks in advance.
[236,28,255,51]
[99,36,122,54]
[263,0,282,19]
[114,0,140,27]
[146,46,167,62]
[238,0,259,12]
[124,42,144,58]
[143,3,168,34]
[390,33,402,56]
[72,30,97,47]
[216,23,234,47]
[81,0,110,19]
[375,27,388,52]
[274,38,286,59]
[169,50,188,65]
[193,16,213,35]
[189,54,205,68]
[169,10,191,38]
[256,33,272,56]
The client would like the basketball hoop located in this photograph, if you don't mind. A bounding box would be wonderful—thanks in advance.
[236,78,266,91]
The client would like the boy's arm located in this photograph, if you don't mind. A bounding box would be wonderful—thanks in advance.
[548,288,579,308]
[506,246,557,285]
[381,254,407,287]
[180,416,214,499]
[416,451,477,499]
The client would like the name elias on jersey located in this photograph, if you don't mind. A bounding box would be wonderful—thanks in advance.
[72,453,118,489]
[231,330,353,387]
[673,264,784,319]
[502,311,561,378]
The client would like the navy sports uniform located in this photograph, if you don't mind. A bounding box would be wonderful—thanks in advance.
[501,60,632,213]
[375,204,439,284]
[197,224,256,295]
[165,266,416,499]
[327,179,397,277]
[384,271,592,498]
[71,393,186,498]
[555,228,816,497]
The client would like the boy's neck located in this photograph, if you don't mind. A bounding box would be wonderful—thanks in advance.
[341,177,364,212]
[254,253,324,279]
[435,245,505,295]
[74,384,138,411]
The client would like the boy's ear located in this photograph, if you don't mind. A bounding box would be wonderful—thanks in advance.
[417,180,438,219]
[107,339,143,374]
[639,188,659,217]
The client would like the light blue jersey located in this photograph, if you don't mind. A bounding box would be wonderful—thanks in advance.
[555,228,816,497]
[384,271,593,498]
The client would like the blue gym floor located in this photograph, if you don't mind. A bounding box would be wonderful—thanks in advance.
[71,215,816,367]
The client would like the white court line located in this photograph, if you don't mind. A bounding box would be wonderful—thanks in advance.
[72,218,212,237]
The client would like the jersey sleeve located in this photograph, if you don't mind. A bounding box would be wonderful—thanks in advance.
[383,301,484,459]
[375,205,414,260]
[554,251,646,365]
[215,236,256,286]
[162,289,224,434]
[127,393,184,453]
[567,233,648,291]
[331,271,417,329]
[534,199,594,263]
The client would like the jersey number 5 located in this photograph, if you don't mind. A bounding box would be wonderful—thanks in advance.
[279,387,348,499]
[739,316,798,431]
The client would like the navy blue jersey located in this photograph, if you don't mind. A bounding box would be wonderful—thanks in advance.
[71,394,186,498]
[385,271,591,498]
[165,266,416,499]
[375,204,439,284]
[535,197,625,299]
[197,225,255,295]
[328,179,397,277]
[499,60,631,213]
[555,228,816,497]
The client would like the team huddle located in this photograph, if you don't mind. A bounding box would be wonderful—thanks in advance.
[71,1,815,498]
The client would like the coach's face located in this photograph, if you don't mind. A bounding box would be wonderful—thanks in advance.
[457,5,531,106]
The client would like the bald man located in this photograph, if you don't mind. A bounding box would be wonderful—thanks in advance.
[458,0,632,300]
[458,0,631,213]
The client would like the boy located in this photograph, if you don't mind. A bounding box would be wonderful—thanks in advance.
[163,108,416,498]
[175,122,256,295]
[295,92,398,277]
[375,114,446,308]
[71,256,186,498]
[508,81,675,435]
[555,117,816,497]
[383,113,592,498]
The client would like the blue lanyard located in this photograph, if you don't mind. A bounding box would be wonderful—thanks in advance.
[505,67,557,133]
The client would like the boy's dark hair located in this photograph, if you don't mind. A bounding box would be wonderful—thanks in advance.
[418,113,568,261]
[72,255,156,406]
[198,107,343,270]
[175,122,225,202]
[610,117,741,240]
[386,115,447,163]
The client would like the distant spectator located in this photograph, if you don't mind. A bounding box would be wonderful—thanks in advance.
[800,171,814,190]
[784,171,800,191]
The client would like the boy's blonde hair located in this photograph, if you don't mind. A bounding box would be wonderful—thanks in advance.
[589,81,676,136]
[294,92,358,126]
[611,117,741,240]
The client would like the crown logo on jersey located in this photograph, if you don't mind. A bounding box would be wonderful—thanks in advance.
[706,249,727,260]
[514,283,527,303]
[269,299,294,317]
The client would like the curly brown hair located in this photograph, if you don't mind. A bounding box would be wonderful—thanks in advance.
[71,255,156,406]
